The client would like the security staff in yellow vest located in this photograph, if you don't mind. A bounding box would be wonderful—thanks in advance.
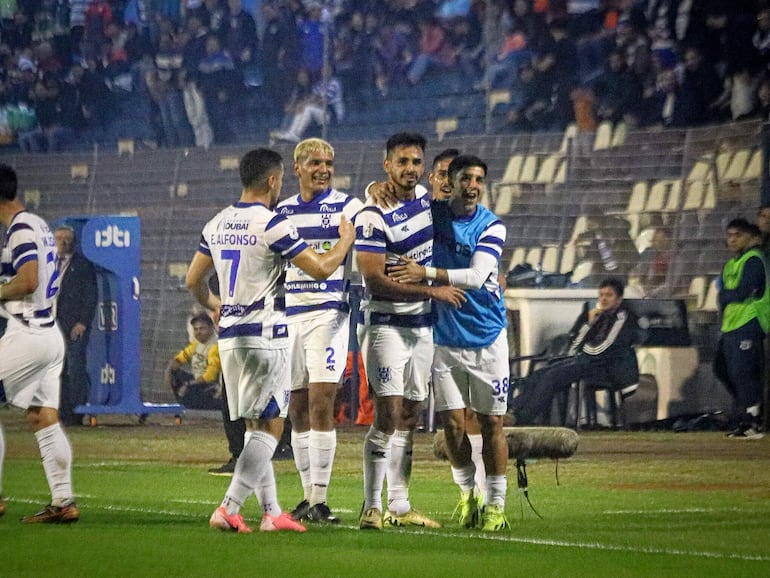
[714,218,769,439]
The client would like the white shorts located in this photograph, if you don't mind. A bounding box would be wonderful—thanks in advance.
[0,319,65,410]
[288,309,350,390]
[357,323,432,402]
[220,347,290,421]
[432,329,510,416]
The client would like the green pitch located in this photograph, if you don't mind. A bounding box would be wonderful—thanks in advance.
[1,408,769,577]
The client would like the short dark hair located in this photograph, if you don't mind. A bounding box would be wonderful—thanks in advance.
[447,154,488,182]
[599,277,624,297]
[432,148,459,169]
[190,312,214,327]
[727,217,761,237]
[0,163,18,201]
[385,132,426,158]
[239,148,283,189]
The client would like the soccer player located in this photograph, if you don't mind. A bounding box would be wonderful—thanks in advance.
[356,132,465,530]
[276,138,363,524]
[428,147,487,500]
[0,163,79,524]
[389,155,510,531]
[185,148,355,533]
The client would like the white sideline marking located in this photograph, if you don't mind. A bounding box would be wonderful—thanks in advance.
[603,507,750,515]
[7,496,769,562]
[411,528,770,562]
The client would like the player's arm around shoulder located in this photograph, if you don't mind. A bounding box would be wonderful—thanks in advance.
[291,215,355,280]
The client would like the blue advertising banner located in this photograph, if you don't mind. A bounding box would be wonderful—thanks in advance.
[56,216,183,423]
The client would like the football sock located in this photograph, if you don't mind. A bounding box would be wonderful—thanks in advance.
[309,429,336,506]
[387,429,413,515]
[255,460,281,516]
[291,430,312,501]
[451,463,476,493]
[467,433,486,497]
[363,427,392,511]
[485,475,507,509]
[222,431,275,515]
[35,423,73,507]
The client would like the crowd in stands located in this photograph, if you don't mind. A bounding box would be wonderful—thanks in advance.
[2,0,770,152]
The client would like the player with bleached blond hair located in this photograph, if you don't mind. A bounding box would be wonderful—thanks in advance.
[276,138,363,524]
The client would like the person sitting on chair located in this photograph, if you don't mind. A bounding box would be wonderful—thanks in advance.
[165,312,221,410]
[510,277,640,425]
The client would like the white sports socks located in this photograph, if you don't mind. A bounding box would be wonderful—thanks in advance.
[467,433,487,497]
[35,423,73,507]
[451,463,476,493]
[309,429,336,505]
[291,430,312,501]
[223,430,277,516]
[386,429,413,515]
[485,475,507,509]
[362,427,392,511]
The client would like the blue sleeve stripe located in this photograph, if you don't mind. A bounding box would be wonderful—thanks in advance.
[282,241,309,261]
[198,245,211,256]
[479,234,504,248]
[14,253,38,268]
[476,245,501,259]
[8,222,33,235]
[355,226,386,244]
[12,242,37,261]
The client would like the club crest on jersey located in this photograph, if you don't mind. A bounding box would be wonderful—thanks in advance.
[378,366,392,383]
[321,213,332,229]
[362,221,374,239]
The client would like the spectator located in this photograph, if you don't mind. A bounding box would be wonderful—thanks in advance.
[473,25,530,90]
[296,0,324,80]
[18,75,79,153]
[523,46,574,132]
[334,9,373,112]
[631,226,673,297]
[224,0,260,86]
[592,48,643,124]
[573,208,639,285]
[152,33,194,147]
[406,15,457,85]
[54,225,98,427]
[639,66,679,127]
[509,277,640,425]
[373,19,413,96]
[270,63,343,143]
[182,75,214,149]
[675,44,722,126]
[196,34,239,144]
[260,0,300,113]
[165,312,222,410]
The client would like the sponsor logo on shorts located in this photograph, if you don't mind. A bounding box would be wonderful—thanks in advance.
[378,366,392,383]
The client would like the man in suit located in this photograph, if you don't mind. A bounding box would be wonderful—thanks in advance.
[54,225,98,426]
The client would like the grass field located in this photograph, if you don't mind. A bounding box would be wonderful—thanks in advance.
[1,407,769,577]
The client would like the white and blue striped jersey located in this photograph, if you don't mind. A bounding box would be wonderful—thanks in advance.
[432,202,507,348]
[355,184,433,321]
[276,188,362,320]
[198,201,308,351]
[0,210,59,328]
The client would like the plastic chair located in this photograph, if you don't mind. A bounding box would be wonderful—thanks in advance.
[593,121,613,151]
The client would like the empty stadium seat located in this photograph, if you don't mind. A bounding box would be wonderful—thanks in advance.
[722,148,751,182]
[559,123,578,154]
[610,121,627,147]
[435,117,458,142]
[701,278,719,311]
[687,276,707,309]
[743,148,762,181]
[559,243,576,274]
[593,121,613,151]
